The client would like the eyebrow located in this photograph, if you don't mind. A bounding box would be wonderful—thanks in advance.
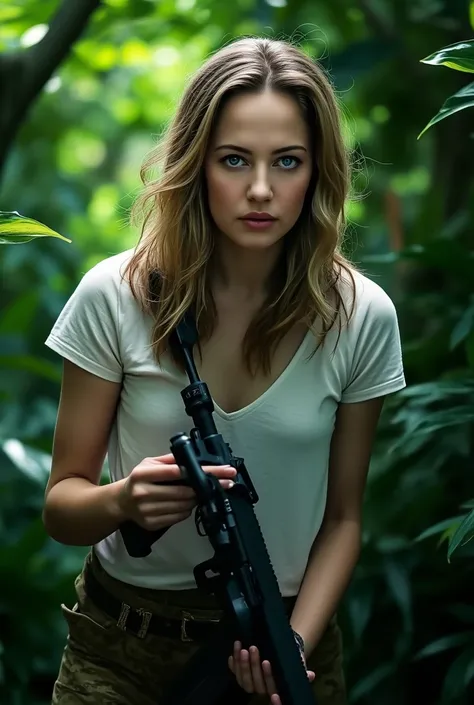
[214,144,307,154]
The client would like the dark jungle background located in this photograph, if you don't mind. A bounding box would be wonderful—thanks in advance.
[1,1,474,704]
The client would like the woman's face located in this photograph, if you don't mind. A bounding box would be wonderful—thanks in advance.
[204,89,313,253]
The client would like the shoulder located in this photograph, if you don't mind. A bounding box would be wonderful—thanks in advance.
[67,249,137,317]
[338,266,399,331]
[77,248,134,294]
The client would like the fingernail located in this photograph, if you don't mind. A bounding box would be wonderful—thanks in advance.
[227,481,235,488]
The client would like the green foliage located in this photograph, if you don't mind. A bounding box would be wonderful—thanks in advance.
[0,440,87,705]
[418,82,474,138]
[421,40,474,73]
[419,39,474,137]
[0,211,71,244]
[1,1,474,704]
[448,508,474,560]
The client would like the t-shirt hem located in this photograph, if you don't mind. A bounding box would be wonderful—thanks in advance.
[45,335,123,383]
[94,544,300,597]
[340,374,406,403]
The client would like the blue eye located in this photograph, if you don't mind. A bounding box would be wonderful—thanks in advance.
[279,156,300,169]
[220,154,301,169]
[223,155,245,167]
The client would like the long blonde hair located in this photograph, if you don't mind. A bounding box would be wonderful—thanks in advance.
[126,36,356,375]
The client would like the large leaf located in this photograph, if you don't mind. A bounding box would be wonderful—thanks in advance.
[442,646,474,701]
[414,632,474,660]
[0,211,71,244]
[415,517,463,543]
[0,439,51,487]
[448,509,474,561]
[421,40,474,73]
[450,304,474,350]
[418,82,474,138]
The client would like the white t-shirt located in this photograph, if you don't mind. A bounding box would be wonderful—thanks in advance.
[45,249,405,597]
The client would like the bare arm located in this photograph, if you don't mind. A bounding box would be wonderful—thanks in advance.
[290,396,385,657]
[42,360,126,545]
[43,360,237,546]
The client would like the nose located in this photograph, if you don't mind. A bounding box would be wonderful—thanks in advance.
[246,164,273,202]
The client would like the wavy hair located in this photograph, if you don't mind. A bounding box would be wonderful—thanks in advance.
[125,36,357,375]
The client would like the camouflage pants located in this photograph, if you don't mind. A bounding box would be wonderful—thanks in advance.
[51,550,346,705]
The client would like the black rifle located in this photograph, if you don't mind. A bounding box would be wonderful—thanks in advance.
[119,311,316,705]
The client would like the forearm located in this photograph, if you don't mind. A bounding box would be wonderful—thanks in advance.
[290,518,361,658]
[43,476,126,546]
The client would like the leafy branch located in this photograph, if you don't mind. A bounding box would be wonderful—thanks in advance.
[418,39,474,138]
[0,0,102,180]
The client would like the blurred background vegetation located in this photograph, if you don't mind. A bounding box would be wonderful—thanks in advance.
[1,0,474,704]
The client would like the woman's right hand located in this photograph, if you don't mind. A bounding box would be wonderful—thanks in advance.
[117,453,237,530]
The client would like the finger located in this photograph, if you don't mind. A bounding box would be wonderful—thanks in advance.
[262,660,278,696]
[154,453,177,463]
[249,646,266,694]
[233,642,243,687]
[155,456,237,479]
[238,648,255,693]
[140,510,192,530]
[219,479,235,489]
[202,465,237,477]
[133,463,185,484]
[270,695,282,705]
[141,499,197,516]
[141,483,196,500]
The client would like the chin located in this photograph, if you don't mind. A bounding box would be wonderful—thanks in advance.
[222,226,286,251]
[235,235,283,251]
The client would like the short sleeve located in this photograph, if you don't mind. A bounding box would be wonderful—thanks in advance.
[340,284,406,403]
[45,260,123,383]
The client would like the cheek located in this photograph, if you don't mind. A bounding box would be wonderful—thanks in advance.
[206,171,237,213]
[280,175,311,215]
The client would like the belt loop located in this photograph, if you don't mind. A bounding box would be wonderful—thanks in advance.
[180,610,194,642]
[137,608,152,639]
[117,602,131,631]
[116,603,152,639]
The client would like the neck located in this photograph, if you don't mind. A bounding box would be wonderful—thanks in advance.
[210,238,284,301]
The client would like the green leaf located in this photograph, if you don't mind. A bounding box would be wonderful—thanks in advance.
[351,662,396,701]
[442,646,474,700]
[414,633,474,661]
[0,211,71,244]
[418,82,474,138]
[415,517,463,543]
[0,439,51,487]
[450,305,474,350]
[448,509,474,560]
[384,559,412,631]
[421,40,474,73]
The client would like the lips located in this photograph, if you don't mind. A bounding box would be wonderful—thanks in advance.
[241,213,276,221]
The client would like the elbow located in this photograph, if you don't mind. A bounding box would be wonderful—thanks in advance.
[42,495,77,546]
[42,502,65,544]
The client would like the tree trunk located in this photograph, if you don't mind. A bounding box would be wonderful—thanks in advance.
[0,0,102,189]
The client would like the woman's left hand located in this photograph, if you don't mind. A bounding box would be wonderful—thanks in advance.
[228,640,316,705]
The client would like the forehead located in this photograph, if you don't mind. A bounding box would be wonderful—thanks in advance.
[210,90,309,148]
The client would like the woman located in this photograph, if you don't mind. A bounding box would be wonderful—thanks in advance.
[43,36,405,705]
